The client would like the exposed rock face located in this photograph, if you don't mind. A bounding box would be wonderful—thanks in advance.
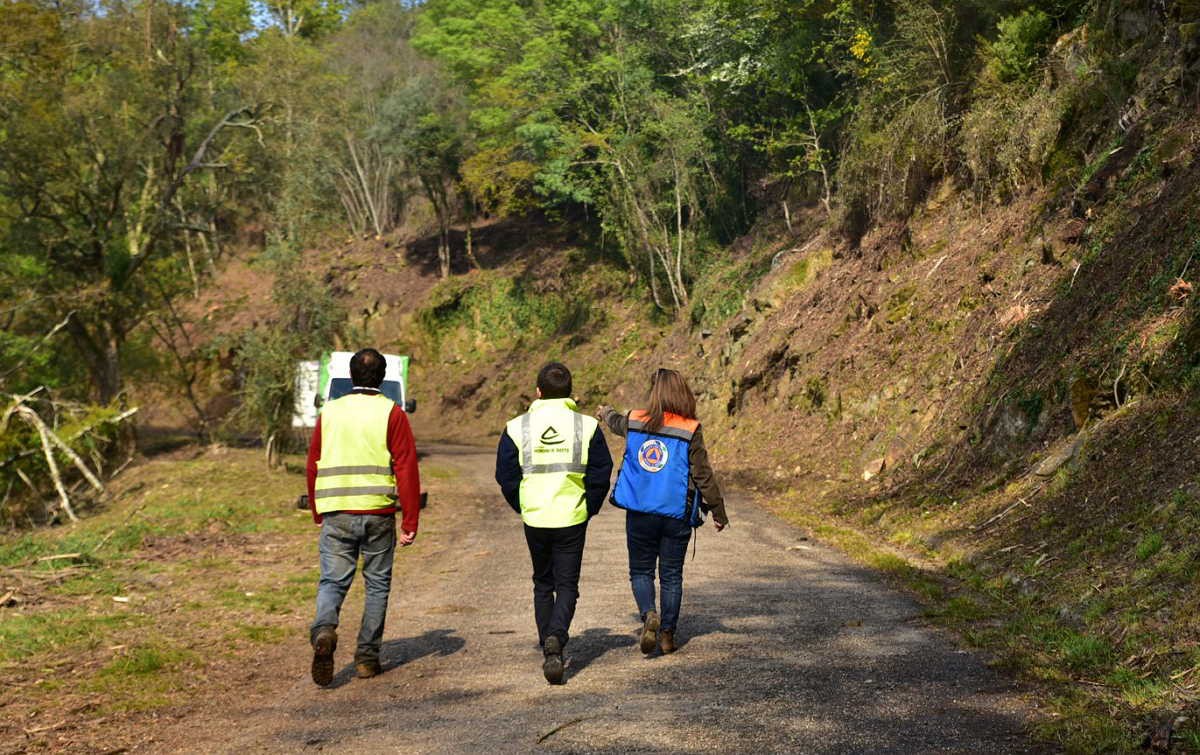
[1033,432,1089,477]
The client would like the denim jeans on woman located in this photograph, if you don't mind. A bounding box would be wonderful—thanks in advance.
[311,512,396,663]
[626,509,692,632]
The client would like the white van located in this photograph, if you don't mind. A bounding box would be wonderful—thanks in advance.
[293,351,416,429]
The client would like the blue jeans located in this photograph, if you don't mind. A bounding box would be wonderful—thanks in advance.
[626,510,691,632]
[311,513,396,662]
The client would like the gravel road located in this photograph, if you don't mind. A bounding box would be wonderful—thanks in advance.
[155,445,1044,754]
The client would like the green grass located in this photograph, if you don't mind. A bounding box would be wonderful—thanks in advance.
[0,448,312,721]
[0,609,143,662]
[82,643,196,714]
[1055,631,1113,673]
[1134,532,1164,561]
[99,644,190,677]
[232,623,288,643]
[216,580,313,615]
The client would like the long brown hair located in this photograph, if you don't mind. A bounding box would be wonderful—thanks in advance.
[645,368,697,431]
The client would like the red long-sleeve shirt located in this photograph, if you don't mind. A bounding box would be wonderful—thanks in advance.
[306,399,421,533]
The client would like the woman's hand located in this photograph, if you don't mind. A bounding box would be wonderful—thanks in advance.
[595,405,612,421]
[713,521,726,532]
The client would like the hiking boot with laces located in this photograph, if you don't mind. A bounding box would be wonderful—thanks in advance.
[355,658,381,679]
[542,635,565,685]
[311,626,337,686]
[640,610,660,655]
[660,629,677,654]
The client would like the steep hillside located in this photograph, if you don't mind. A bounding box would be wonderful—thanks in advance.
[340,129,1199,751]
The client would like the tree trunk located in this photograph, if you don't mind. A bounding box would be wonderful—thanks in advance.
[438,224,451,278]
[67,316,124,406]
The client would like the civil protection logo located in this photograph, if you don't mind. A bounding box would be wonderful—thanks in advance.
[637,439,669,472]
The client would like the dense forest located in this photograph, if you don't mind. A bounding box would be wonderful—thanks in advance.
[6,0,1182,468]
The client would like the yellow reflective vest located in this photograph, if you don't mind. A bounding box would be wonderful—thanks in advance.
[314,392,396,513]
[506,398,596,528]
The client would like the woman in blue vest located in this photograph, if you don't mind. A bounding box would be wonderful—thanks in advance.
[597,368,728,654]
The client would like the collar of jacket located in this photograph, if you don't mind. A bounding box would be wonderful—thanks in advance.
[529,397,578,412]
[351,387,382,395]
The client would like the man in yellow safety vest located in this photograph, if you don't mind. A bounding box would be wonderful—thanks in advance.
[495,362,613,684]
[306,348,421,686]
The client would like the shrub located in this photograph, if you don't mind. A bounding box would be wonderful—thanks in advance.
[416,271,589,352]
[983,10,1055,85]
[960,82,1067,200]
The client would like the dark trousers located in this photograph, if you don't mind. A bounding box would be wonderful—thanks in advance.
[626,510,692,632]
[523,521,588,648]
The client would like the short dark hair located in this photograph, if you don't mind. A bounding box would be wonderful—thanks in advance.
[350,348,387,388]
[537,362,572,399]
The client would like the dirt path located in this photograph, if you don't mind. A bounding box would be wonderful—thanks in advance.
[151,445,1042,753]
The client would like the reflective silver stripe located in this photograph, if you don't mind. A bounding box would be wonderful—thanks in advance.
[526,463,587,474]
[572,412,584,466]
[653,426,694,441]
[520,413,533,472]
[314,486,397,499]
[316,465,393,477]
[627,419,694,441]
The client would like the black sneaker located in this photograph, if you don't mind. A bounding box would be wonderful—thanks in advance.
[640,611,660,655]
[542,635,565,685]
[311,626,337,686]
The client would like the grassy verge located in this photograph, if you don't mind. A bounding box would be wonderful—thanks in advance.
[768,406,1200,755]
[0,447,316,748]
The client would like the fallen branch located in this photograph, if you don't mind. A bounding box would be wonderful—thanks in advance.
[23,719,67,736]
[21,405,77,522]
[536,718,585,744]
[974,498,1030,531]
[0,406,138,469]
[15,406,104,493]
[35,553,82,564]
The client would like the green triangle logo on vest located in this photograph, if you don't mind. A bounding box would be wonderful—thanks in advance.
[540,426,565,445]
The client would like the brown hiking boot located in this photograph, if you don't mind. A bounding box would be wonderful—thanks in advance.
[640,610,660,655]
[311,627,337,687]
[542,635,565,685]
[660,630,676,654]
[355,659,381,679]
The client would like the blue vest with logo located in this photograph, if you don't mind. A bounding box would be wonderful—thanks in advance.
[611,410,703,523]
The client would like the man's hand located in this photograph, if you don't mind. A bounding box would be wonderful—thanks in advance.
[714,521,726,532]
[595,405,612,421]
[399,530,417,546]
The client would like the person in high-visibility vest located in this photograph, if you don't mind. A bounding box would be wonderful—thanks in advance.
[598,368,728,655]
[495,362,613,684]
[306,348,421,686]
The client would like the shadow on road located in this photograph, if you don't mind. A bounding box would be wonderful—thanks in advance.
[565,627,636,680]
[327,628,466,689]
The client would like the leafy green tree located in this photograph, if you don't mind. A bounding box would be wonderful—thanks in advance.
[376,70,468,277]
[233,248,351,463]
[0,0,263,404]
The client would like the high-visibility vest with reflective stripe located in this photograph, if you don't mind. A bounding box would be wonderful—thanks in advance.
[612,410,698,520]
[314,392,396,513]
[506,398,596,528]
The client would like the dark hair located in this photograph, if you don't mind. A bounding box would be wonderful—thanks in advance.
[645,368,697,431]
[350,348,387,388]
[537,362,572,399]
